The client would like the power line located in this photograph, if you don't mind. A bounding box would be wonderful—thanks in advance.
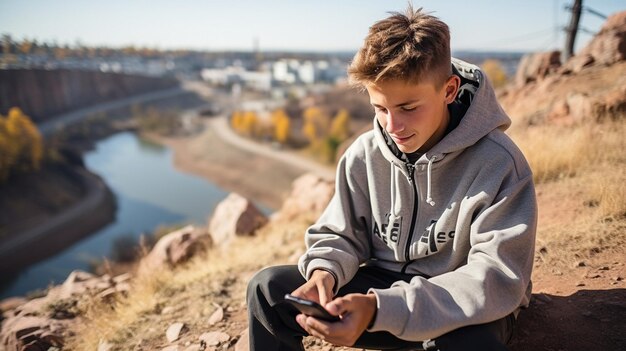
[565,5,608,19]
[472,27,558,49]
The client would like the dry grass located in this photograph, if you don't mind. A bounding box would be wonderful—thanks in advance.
[510,120,625,220]
[510,119,626,269]
[534,215,626,269]
[509,120,625,184]
[66,217,310,350]
[588,170,626,219]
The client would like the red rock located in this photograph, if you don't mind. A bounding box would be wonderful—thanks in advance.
[138,225,211,275]
[0,316,65,350]
[564,11,626,71]
[208,193,268,246]
[207,304,224,326]
[166,322,185,343]
[234,328,249,351]
[272,174,334,222]
[198,331,230,346]
[515,51,561,86]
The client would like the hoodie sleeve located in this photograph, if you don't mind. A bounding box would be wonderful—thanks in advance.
[298,144,372,292]
[368,173,537,341]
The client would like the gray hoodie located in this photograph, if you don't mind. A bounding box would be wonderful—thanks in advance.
[298,58,537,341]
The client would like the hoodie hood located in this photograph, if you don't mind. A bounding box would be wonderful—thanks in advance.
[372,58,513,207]
[374,58,512,167]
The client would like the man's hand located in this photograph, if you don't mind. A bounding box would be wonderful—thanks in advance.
[296,293,377,346]
[290,269,335,306]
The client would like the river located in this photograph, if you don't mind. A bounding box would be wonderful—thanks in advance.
[0,131,269,299]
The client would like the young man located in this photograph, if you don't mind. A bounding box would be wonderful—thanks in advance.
[247,5,537,351]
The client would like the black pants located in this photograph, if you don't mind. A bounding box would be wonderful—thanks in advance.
[246,265,515,351]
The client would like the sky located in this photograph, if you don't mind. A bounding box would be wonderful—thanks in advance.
[1,0,624,53]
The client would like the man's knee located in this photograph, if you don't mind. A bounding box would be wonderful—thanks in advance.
[247,265,303,306]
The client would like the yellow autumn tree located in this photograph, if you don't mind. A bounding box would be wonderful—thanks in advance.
[329,108,351,141]
[481,59,508,89]
[302,107,329,144]
[8,107,43,171]
[271,109,291,144]
[241,111,259,137]
[0,107,43,182]
[231,111,244,133]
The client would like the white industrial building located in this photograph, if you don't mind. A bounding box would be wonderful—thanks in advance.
[201,66,271,91]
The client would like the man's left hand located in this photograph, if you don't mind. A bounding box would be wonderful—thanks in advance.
[295,293,377,346]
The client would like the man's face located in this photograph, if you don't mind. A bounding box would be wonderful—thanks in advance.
[366,76,458,154]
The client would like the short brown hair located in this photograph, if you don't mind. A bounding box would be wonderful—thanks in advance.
[348,4,452,88]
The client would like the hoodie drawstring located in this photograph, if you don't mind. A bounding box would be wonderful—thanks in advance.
[426,156,436,206]
[390,165,399,216]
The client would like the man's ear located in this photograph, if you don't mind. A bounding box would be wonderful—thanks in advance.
[444,75,461,104]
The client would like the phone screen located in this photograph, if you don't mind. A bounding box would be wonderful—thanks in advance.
[284,294,340,322]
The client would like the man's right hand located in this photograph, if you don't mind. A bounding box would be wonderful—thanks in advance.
[290,269,335,307]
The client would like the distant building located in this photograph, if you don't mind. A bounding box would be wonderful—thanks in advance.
[270,58,346,85]
[201,56,348,91]
[298,61,315,84]
[272,60,295,84]
[201,66,271,91]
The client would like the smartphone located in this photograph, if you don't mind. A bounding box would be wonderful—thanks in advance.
[284,294,340,322]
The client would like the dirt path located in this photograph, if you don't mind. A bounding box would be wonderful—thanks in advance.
[208,116,335,181]
[38,87,188,137]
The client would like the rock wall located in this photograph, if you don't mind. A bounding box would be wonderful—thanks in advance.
[0,69,179,122]
[563,10,626,73]
[499,10,626,125]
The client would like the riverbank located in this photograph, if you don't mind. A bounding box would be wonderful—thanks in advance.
[0,87,211,296]
[147,116,334,211]
[0,162,116,277]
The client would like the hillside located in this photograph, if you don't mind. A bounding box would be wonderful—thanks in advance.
[1,11,625,351]
[0,69,179,123]
[0,158,116,278]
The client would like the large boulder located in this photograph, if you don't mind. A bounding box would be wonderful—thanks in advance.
[515,51,561,86]
[208,193,268,246]
[564,10,626,72]
[272,174,335,222]
[548,86,626,124]
[138,225,211,275]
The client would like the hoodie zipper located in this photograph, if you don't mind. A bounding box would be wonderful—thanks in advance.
[403,162,420,269]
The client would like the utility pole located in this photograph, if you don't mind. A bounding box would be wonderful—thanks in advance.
[563,0,583,61]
